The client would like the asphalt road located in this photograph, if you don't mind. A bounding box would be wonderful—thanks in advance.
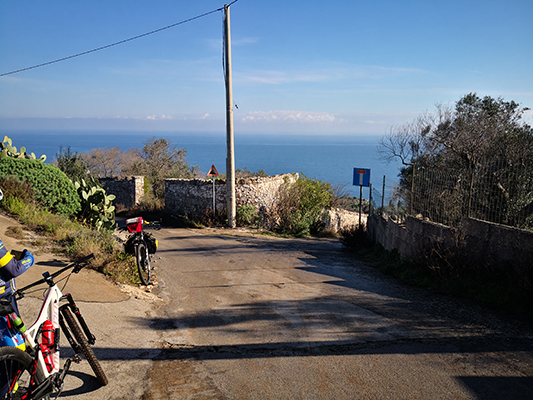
[4,216,533,399]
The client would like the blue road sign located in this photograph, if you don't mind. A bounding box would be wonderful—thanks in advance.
[353,168,371,187]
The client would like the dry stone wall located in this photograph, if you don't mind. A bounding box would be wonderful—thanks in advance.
[367,214,533,267]
[103,173,363,232]
[100,176,144,209]
[322,208,366,232]
[164,173,299,218]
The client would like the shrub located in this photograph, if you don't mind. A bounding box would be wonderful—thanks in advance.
[55,145,91,182]
[0,158,80,215]
[340,224,374,251]
[273,174,333,236]
[236,205,260,227]
[0,176,34,204]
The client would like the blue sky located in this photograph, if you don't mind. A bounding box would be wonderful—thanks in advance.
[1,0,531,135]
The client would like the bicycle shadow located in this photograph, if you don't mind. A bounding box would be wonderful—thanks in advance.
[57,370,103,396]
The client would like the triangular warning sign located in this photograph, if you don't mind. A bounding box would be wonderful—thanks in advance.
[207,164,219,177]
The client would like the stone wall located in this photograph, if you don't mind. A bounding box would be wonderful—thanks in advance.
[367,214,533,266]
[322,208,366,232]
[164,173,299,218]
[100,176,144,209]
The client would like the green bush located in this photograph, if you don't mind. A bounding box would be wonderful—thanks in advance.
[55,145,91,182]
[236,204,260,227]
[0,158,80,215]
[273,175,333,236]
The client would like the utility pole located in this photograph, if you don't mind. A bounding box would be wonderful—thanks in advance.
[224,3,236,228]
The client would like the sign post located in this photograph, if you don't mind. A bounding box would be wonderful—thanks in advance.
[353,168,371,227]
[207,165,220,213]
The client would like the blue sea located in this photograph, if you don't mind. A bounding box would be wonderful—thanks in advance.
[2,130,402,198]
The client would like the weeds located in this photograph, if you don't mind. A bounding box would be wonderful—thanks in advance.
[341,224,533,318]
[1,195,139,285]
[340,224,373,251]
[236,205,260,227]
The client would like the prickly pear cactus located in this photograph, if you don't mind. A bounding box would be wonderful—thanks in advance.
[1,135,47,162]
[74,177,116,231]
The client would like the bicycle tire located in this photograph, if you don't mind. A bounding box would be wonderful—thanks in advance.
[0,346,48,400]
[62,308,108,386]
[136,242,151,285]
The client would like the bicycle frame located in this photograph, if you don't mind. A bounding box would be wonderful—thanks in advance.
[22,280,63,377]
[14,255,99,395]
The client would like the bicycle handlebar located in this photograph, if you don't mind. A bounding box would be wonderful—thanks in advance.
[15,253,95,299]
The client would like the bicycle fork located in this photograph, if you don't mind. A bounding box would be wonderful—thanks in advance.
[59,294,97,349]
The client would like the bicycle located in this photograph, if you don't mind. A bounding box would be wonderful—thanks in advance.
[0,253,108,399]
[123,217,158,286]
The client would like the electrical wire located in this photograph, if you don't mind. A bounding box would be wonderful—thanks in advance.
[1,0,239,77]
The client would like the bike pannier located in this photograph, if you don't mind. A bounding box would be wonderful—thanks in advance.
[124,235,135,255]
[145,233,158,254]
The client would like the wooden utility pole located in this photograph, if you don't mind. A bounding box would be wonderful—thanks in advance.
[224,4,236,228]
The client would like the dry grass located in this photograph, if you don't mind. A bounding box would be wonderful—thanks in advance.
[1,198,140,285]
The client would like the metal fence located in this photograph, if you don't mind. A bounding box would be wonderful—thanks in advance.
[371,160,533,229]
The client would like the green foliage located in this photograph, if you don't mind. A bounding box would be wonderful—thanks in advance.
[2,196,27,216]
[74,177,116,231]
[1,135,47,162]
[273,175,333,236]
[129,138,200,200]
[235,167,269,178]
[380,93,533,228]
[236,205,260,227]
[56,145,90,182]
[0,158,80,215]
[0,176,34,204]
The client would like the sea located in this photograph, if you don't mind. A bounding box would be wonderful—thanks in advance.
[2,130,402,198]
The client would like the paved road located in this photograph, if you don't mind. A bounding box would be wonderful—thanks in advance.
[147,227,533,399]
[5,217,533,399]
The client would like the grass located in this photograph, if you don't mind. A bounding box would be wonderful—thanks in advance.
[2,197,140,286]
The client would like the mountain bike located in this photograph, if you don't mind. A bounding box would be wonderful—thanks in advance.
[0,253,107,399]
[123,217,158,286]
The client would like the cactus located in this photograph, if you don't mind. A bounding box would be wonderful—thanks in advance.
[1,135,47,162]
[74,177,116,231]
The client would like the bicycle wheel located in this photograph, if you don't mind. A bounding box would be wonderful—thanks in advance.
[136,242,151,285]
[0,346,48,400]
[62,308,108,386]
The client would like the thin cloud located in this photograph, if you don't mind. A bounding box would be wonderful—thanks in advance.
[239,70,329,85]
[241,110,338,123]
[238,64,430,86]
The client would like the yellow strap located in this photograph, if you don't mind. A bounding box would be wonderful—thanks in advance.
[0,251,13,268]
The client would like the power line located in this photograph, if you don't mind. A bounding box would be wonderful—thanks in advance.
[0,0,239,77]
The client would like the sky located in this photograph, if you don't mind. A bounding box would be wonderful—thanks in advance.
[1,0,532,136]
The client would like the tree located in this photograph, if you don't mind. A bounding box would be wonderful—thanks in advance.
[131,138,200,200]
[83,147,128,178]
[379,93,533,227]
[55,146,90,182]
